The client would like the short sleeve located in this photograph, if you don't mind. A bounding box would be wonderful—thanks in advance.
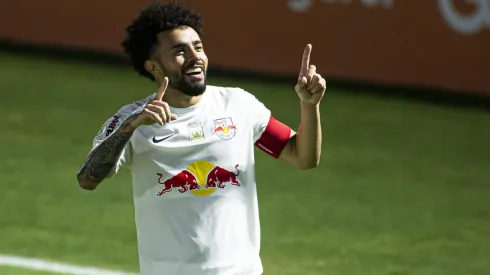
[89,112,134,178]
[246,93,272,143]
[240,89,293,158]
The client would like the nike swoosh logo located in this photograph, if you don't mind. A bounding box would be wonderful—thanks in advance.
[152,133,176,143]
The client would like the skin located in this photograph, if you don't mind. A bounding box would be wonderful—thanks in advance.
[77,28,326,190]
[145,26,208,108]
[280,44,326,170]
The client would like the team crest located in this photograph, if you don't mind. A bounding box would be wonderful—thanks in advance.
[188,122,205,142]
[213,117,237,140]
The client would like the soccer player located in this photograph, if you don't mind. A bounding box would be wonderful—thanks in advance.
[76,2,326,275]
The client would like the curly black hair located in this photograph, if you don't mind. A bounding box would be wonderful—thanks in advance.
[121,1,204,82]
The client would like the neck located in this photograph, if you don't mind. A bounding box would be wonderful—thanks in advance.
[163,88,203,108]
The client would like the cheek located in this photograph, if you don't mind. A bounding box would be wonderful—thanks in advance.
[200,54,209,67]
[163,59,184,74]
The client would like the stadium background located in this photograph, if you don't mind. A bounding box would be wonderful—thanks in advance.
[0,0,489,274]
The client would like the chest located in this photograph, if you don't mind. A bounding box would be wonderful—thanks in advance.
[129,109,255,199]
[130,107,253,166]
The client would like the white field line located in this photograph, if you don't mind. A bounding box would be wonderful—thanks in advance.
[0,255,138,275]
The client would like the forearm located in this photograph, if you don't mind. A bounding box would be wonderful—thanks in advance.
[77,116,136,190]
[294,102,321,168]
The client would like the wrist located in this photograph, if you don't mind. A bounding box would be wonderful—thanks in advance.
[300,100,320,111]
[121,116,138,133]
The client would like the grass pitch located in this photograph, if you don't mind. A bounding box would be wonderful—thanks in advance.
[0,51,489,275]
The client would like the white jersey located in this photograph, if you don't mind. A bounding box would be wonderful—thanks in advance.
[89,85,292,275]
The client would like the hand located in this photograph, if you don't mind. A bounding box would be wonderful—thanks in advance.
[131,77,177,128]
[295,44,327,105]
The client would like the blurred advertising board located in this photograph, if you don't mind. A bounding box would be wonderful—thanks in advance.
[1,0,489,95]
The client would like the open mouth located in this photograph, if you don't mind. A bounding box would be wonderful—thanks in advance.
[184,67,203,75]
[183,66,205,80]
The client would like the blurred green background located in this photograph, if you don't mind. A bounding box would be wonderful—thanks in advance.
[0,48,489,275]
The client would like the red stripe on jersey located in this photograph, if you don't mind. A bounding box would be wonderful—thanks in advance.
[255,116,292,158]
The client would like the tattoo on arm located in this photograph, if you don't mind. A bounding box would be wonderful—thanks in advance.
[78,116,136,185]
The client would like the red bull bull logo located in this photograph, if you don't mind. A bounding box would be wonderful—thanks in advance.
[156,160,241,197]
[213,117,237,140]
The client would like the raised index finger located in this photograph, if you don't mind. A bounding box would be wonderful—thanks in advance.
[155,77,169,101]
[299,44,312,79]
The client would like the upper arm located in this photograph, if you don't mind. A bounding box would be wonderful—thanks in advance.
[277,129,299,166]
[239,89,298,166]
[86,112,133,178]
[255,116,302,168]
[254,116,293,158]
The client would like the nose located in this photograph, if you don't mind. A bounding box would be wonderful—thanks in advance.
[185,48,200,62]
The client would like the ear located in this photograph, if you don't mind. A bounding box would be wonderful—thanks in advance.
[144,60,163,82]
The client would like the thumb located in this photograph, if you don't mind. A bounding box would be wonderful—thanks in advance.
[297,76,307,87]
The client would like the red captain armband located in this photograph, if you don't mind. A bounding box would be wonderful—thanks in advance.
[255,116,292,159]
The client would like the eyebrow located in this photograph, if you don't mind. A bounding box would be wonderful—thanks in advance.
[170,40,202,50]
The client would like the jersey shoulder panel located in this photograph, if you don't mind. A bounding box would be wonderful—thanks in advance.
[205,85,258,106]
[116,94,154,118]
[95,94,154,140]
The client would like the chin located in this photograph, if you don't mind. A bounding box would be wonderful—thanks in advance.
[172,73,207,97]
[181,82,206,97]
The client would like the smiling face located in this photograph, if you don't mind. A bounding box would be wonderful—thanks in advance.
[146,26,208,97]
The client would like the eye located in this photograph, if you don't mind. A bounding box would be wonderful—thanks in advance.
[195,45,203,51]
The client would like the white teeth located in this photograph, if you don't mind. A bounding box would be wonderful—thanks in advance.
[185,67,202,74]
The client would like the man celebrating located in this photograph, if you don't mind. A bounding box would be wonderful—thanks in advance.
[77,2,326,275]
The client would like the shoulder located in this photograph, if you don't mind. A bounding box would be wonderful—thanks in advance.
[205,85,261,104]
[116,94,153,117]
[98,95,153,138]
